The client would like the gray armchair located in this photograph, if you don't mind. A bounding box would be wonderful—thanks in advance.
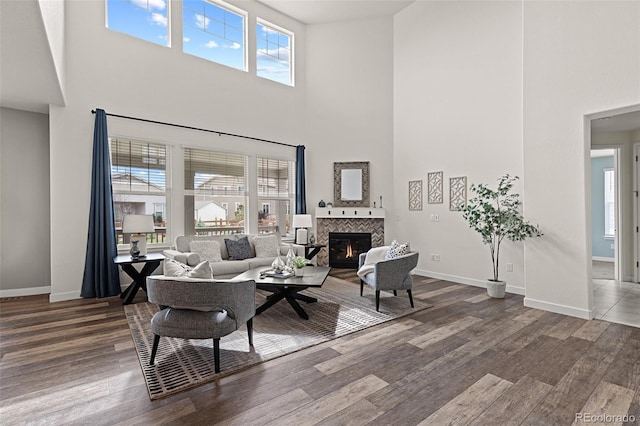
[358,251,419,311]
[146,276,256,373]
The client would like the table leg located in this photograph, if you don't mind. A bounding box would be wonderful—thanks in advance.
[284,292,309,320]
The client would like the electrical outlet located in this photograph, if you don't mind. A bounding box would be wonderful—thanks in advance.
[434,214,439,222]
[431,254,440,262]
[506,263,513,272]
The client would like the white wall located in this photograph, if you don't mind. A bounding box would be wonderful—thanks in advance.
[393,1,526,293]
[305,17,394,227]
[394,0,640,318]
[523,1,640,318]
[0,107,51,296]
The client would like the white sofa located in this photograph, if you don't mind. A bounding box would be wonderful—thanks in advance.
[163,233,304,279]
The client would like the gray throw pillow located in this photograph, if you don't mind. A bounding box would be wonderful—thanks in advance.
[225,236,254,260]
[189,240,223,263]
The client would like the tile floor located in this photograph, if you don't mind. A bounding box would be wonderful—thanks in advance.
[593,279,640,328]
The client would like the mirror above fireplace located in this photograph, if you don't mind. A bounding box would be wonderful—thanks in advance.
[333,161,370,207]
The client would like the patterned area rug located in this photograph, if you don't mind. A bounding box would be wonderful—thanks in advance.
[124,276,432,400]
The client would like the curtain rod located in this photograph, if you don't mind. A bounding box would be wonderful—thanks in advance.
[91,109,300,149]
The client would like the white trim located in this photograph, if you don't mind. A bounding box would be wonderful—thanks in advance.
[413,269,525,296]
[592,256,614,262]
[0,286,51,298]
[49,290,80,303]
[524,297,592,320]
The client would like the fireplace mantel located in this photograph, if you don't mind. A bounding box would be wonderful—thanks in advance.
[316,207,385,219]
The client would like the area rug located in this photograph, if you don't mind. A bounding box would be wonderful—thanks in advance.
[124,276,432,399]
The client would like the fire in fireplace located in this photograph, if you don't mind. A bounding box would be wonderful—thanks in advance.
[329,232,372,268]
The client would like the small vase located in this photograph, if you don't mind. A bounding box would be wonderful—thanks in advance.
[318,199,326,207]
[271,256,285,273]
[130,240,140,260]
[286,244,296,269]
[295,267,304,277]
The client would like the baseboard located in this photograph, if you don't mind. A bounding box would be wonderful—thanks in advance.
[623,275,635,283]
[0,286,51,298]
[592,256,614,262]
[524,297,592,320]
[413,269,525,296]
[49,291,81,303]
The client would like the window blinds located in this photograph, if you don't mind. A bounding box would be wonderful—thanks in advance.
[184,147,247,196]
[110,138,166,193]
[257,157,294,198]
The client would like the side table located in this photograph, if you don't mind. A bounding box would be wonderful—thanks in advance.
[303,243,326,261]
[113,253,165,305]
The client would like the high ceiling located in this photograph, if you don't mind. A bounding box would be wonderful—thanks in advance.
[256,0,415,24]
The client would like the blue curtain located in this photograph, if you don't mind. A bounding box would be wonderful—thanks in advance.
[81,109,120,298]
[295,145,307,214]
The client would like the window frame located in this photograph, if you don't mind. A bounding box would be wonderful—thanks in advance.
[182,0,248,71]
[256,18,294,86]
[604,168,615,237]
[106,0,171,47]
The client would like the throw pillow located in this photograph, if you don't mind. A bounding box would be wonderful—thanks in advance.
[253,234,280,258]
[163,258,213,279]
[225,236,254,260]
[385,240,410,260]
[189,240,223,263]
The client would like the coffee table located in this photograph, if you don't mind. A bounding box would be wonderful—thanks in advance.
[234,266,331,320]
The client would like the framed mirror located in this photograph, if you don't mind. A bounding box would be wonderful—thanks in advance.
[333,161,370,207]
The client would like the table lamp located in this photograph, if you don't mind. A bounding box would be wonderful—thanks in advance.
[292,214,312,245]
[122,214,155,258]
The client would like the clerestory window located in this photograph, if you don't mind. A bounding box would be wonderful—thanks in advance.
[183,0,247,71]
[256,19,293,86]
[106,0,170,47]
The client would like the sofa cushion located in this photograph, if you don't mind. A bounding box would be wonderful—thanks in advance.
[253,234,280,258]
[189,240,223,263]
[210,260,250,277]
[246,256,281,269]
[163,259,213,279]
[225,236,254,260]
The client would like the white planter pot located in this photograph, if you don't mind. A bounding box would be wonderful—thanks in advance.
[486,280,506,298]
[294,268,304,277]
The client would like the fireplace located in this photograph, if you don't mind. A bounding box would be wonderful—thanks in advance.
[329,232,372,268]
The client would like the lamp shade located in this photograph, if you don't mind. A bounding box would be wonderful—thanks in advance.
[122,214,155,234]
[292,214,312,229]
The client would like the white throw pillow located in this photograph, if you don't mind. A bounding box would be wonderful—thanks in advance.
[385,240,410,260]
[253,234,280,258]
[164,258,213,279]
[189,240,223,263]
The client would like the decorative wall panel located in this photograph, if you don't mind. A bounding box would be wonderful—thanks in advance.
[449,176,467,211]
[427,171,443,204]
[408,180,423,211]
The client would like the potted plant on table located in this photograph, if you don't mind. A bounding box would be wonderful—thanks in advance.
[461,174,542,298]
[292,256,310,276]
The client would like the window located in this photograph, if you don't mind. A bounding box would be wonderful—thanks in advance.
[257,157,295,235]
[183,0,247,71]
[184,147,247,235]
[110,138,168,246]
[256,19,293,86]
[604,168,615,237]
[106,0,169,47]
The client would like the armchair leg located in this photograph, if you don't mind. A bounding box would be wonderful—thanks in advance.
[360,280,364,297]
[393,290,397,296]
[407,289,414,308]
[247,318,254,347]
[150,334,160,366]
[213,338,221,373]
[375,291,380,312]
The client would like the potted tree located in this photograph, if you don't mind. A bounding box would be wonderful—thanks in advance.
[461,174,542,298]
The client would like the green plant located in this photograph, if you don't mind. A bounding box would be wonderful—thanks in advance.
[461,174,542,282]
[292,256,309,269]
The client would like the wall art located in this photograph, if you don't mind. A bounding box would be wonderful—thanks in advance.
[449,176,467,211]
[427,171,443,204]
[408,180,423,211]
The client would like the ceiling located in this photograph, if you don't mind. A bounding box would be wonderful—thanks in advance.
[256,0,415,24]
[591,110,640,133]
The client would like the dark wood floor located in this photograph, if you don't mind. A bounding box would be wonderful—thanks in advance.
[1,271,638,425]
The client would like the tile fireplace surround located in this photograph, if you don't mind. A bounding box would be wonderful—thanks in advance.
[315,208,385,267]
